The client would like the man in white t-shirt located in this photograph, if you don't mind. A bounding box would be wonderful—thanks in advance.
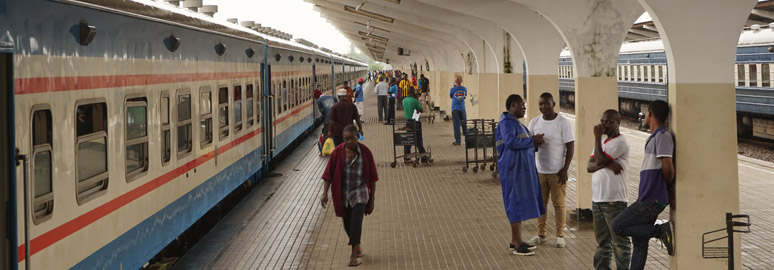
[586,109,632,270]
[525,92,575,248]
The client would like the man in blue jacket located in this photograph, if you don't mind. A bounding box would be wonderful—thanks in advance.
[496,94,546,256]
[449,75,468,145]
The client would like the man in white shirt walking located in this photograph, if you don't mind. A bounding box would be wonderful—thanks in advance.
[587,109,632,270]
[526,92,574,248]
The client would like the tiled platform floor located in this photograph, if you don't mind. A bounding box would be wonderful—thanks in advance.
[175,81,772,270]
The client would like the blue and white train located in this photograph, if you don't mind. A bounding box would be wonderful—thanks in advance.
[0,0,367,269]
[558,27,774,138]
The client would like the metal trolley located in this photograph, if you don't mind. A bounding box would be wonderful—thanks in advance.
[462,119,498,179]
[390,119,433,168]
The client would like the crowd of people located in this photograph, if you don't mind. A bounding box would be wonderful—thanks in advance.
[314,70,676,269]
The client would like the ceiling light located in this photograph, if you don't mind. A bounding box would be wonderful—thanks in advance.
[344,5,394,24]
[358,31,388,42]
[354,21,390,33]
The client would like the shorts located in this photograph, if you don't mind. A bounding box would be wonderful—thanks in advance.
[356,102,364,116]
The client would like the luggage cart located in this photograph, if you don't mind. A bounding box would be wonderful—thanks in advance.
[462,119,498,179]
[390,119,433,168]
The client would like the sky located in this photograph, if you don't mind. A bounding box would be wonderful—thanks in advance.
[211,0,355,54]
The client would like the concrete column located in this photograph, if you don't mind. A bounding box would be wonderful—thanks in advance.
[479,73,501,120]
[636,0,756,268]
[463,73,480,119]
[499,72,523,116]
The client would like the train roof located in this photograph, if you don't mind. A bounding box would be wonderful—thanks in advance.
[63,0,366,66]
[560,28,774,59]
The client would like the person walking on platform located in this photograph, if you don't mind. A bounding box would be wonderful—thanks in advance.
[419,73,430,104]
[329,89,363,146]
[496,94,546,256]
[315,89,338,152]
[611,100,675,270]
[587,109,632,270]
[398,74,412,110]
[402,89,429,163]
[374,76,390,122]
[385,78,398,125]
[450,75,469,145]
[321,125,379,267]
[343,81,354,102]
[354,78,365,122]
[526,92,575,248]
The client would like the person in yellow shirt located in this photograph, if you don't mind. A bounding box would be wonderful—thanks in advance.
[398,73,412,110]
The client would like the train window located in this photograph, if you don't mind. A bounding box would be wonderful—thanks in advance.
[658,66,665,83]
[650,65,656,82]
[246,84,254,127]
[617,66,622,80]
[75,101,108,205]
[161,93,171,165]
[177,92,192,158]
[256,81,262,123]
[219,87,230,140]
[763,64,770,87]
[200,89,213,148]
[234,85,243,133]
[125,97,148,182]
[737,65,745,86]
[623,66,628,81]
[282,80,288,112]
[31,107,53,223]
[273,83,279,115]
[749,64,758,87]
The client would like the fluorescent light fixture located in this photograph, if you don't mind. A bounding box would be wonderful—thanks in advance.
[358,31,388,42]
[383,0,401,3]
[344,5,394,24]
[360,37,387,46]
[354,21,391,33]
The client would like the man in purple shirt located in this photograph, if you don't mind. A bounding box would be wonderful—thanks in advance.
[611,100,675,270]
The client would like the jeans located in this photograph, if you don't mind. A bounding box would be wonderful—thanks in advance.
[611,201,666,270]
[593,202,632,270]
[377,95,388,121]
[342,203,366,245]
[403,120,426,158]
[452,110,468,143]
[536,173,567,237]
[387,97,396,123]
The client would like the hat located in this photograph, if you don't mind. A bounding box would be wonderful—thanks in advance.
[336,88,347,96]
[358,78,364,83]
[313,89,322,99]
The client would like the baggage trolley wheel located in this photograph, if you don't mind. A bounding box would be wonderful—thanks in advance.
[390,162,396,168]
[480,164,486,171]
[492,172,498,179]
[413,162,418,168]
[490,165,495,171]
[463,166,468,173]
[473,166,479,173]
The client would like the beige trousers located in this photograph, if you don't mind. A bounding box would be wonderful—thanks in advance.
[537,173,567,237]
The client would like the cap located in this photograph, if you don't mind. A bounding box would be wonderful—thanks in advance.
[313,89,322,99]
[358,78,364,83]
[336,88,347,96]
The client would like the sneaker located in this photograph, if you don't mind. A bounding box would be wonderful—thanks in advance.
[659,222,674,256]
[452,142,461,146]
[513,243,535,256]
[555,237,566,248]
[525,235,547,246]
[509,242,536,250]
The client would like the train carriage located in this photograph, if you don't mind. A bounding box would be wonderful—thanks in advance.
[0,0,366,269]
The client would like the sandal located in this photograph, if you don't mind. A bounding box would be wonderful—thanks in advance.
[348,258,361,267]
[357,247,364,258]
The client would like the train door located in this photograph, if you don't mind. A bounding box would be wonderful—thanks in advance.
[260,63,274,167]
[312,64,318,118]
[1,52,12,270]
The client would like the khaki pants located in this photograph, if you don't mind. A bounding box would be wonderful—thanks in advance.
[537,173,567,237]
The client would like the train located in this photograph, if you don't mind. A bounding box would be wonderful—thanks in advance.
[0,0,367,269]
[557,26,774,139]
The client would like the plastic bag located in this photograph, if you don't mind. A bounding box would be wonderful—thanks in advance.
[321,138,335,156]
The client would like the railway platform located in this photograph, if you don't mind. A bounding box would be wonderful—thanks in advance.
[175,84,773,270]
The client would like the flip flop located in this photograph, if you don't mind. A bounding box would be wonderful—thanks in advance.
[348,259,362,267]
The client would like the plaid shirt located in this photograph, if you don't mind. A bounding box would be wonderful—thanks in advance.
[343,145,370,207]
